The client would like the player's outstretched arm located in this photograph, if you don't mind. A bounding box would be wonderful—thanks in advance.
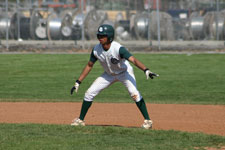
[71,61,94,94]
[128,56,159,79]
[78,61,94,82]
[128,56,146,71]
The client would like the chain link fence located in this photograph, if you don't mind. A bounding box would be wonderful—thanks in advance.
[0,0,225,51]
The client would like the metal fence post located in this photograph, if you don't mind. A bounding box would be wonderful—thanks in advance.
[148,0,152,46]
[17,0,21,41]
[216,0,219,41]
[81,0,85,49]
[5,0,9,50]
[156,0,161,50]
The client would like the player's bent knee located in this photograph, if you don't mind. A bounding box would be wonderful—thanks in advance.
[84,92,94,102]
[84,97,93,102]
[131,94,138,101]
[131,93,142,102]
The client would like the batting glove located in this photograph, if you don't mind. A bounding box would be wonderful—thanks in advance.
[71,80,81,95]
[144,68,159,79]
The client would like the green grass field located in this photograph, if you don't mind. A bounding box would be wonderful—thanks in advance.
[0,53,225,150]
[0,123,224,150]
[0,54,225,104]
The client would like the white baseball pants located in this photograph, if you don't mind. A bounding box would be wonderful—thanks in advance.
[84,68,142,102]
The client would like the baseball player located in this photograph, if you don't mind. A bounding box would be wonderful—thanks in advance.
[70,24,158,129]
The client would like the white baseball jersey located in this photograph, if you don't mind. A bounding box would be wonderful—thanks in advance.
[91,41,132,75]
[84,41,142,102]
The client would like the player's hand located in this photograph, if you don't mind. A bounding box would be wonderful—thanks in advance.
[144,69,159,79]
[71,80,81,95]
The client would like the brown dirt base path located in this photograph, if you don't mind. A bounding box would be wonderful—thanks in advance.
[0,102,224,136]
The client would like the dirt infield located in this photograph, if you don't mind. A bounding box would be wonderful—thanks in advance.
[0,102,224,136]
